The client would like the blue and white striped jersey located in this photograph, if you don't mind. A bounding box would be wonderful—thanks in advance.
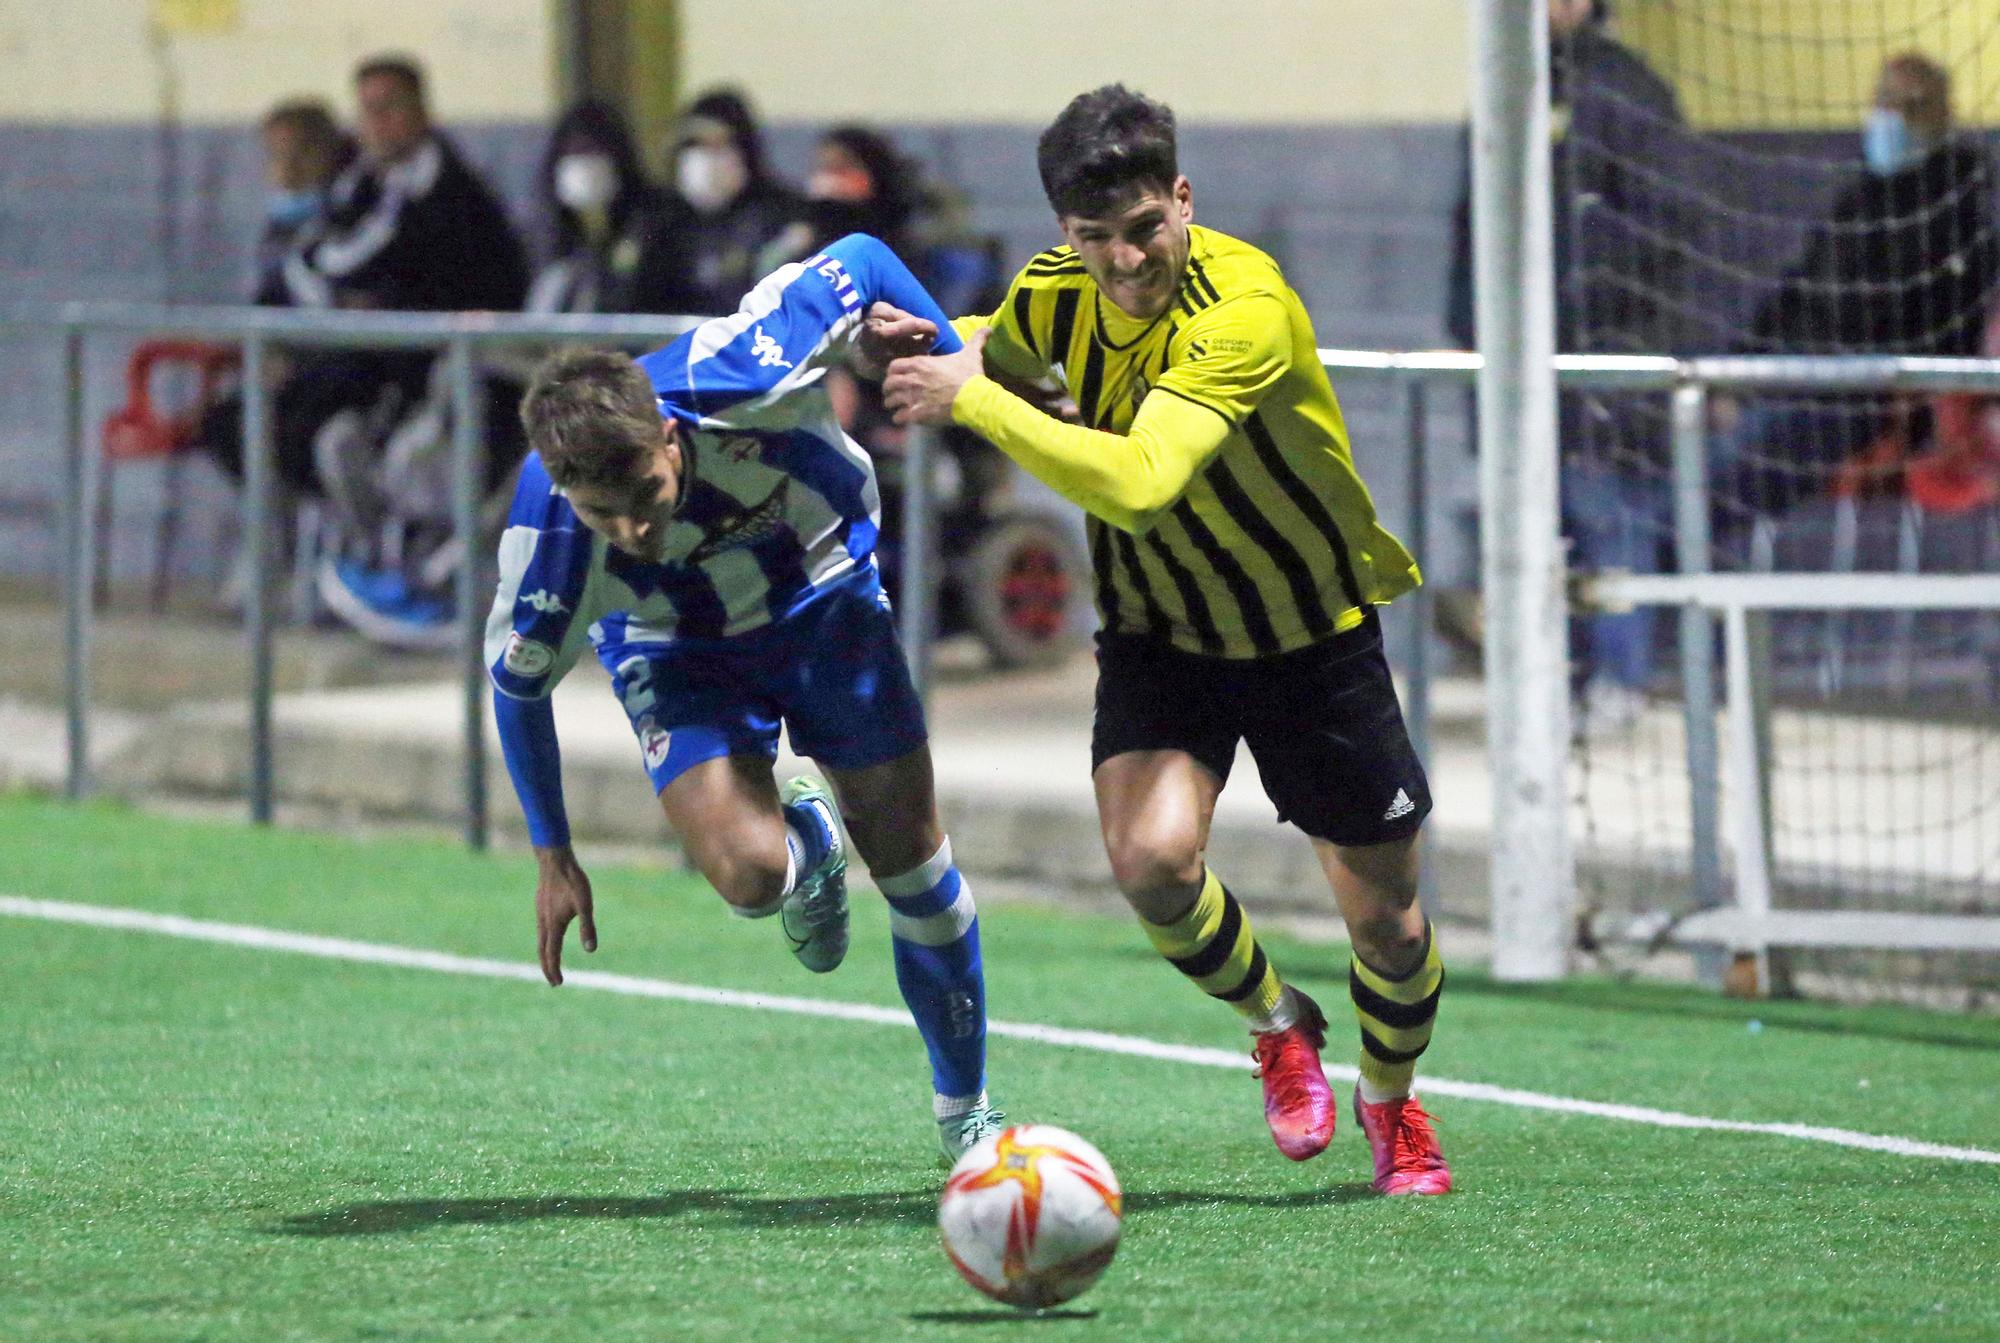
[485,233,960,702]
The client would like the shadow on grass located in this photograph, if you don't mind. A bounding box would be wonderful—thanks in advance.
[1434,970,2000,1053]
[1244,945,2000,1055]
[270,1183,1376,1237]
[1127,1184,1377,1211]
[270,1189,935,1236]
[907,1309,1099,1325]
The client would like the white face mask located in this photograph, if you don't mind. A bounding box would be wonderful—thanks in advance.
[553,153,618,211]
[677,144,747,213]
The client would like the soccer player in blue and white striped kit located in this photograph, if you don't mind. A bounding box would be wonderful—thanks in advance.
[486,234,999,1161]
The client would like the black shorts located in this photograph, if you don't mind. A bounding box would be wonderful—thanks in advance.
[1091,610,1432,847]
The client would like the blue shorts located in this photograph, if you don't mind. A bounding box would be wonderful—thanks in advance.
[596,565,930,794]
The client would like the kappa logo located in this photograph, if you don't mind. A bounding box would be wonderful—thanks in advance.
[751,324,793,369]
[1383,787,1416,822]
[518,588,567,615]
[502,632,555,677]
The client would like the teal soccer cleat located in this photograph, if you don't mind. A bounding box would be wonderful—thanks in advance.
[778,776,849,973]
[937,1098,1007,1167]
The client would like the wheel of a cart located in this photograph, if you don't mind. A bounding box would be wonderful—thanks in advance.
[960,511,1091,668]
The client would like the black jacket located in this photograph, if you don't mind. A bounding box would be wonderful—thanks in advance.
[1447,26,1693,355]
[627,180,803,318]
[283,133,528,313]
[1746,141,1998,356]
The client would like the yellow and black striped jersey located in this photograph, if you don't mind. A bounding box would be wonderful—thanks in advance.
[949,224,1419,659]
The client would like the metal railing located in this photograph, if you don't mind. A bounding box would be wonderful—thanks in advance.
[1323,348,2000,972]
[14,302,954,850]
[16,301,1460,857]
[15,300,2000,967]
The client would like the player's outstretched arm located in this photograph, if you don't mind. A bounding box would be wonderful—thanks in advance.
[883,328,1235,534]
[887,289,1293,532]
[493,689,596,985]
[820,233,963,357]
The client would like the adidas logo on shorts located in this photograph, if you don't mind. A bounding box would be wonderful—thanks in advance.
[1383,788,1415,822]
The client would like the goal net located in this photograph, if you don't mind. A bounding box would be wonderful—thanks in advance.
[1548,0,2000,1004]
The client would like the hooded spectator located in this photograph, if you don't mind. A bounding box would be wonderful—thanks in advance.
[530,99,658,314]
[799,125,921,256]
[628,87,801,316]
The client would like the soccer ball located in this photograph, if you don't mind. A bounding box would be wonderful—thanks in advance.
[937,1124,1123,1309]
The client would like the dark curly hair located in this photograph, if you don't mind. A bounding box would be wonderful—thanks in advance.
[1036,84,1178,219]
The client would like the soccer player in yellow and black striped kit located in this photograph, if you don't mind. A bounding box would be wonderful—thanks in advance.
[884,85,1448,1193]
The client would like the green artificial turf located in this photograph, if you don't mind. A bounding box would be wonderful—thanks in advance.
[2,795,1996,1341]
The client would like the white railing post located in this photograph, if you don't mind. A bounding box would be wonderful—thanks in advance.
[1671,379,1725,982]
[1720,601,1775,990]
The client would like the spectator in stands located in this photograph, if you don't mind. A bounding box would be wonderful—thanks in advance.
[283,54,528,314]
[251,100,354,307]
[529,99,659,315]
[316,99,667,647]
[762,127,927,454]
[1446,0,1694,734]
[799,125,924,258]
[299,54,529,641]
[284,54,526,498]
[196,99,356,497]
[628,88,800,317]
[773,126,1016,603]
[1717,52,1999,517]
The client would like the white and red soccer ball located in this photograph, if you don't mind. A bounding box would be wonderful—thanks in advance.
[937,1124,1123,1309]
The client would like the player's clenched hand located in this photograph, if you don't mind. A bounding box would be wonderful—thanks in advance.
[852,301,940,378]
[883,327,992,427]
[533,845,597,986]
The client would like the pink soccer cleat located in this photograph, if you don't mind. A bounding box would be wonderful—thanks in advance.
[1250,990,1336,1161]
[1354,1088,1453,1195]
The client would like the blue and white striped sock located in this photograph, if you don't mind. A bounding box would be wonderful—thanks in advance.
[781,797,835,874]
[877,837,986,1103]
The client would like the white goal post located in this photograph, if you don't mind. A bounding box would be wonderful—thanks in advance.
[1462,1,2000,989]
[1470,0,1577,982]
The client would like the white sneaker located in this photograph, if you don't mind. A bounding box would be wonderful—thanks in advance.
[778,777,848,973]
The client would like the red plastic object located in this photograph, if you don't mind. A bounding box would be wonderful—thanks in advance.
[101,339,240,461]
[95,339,241,610]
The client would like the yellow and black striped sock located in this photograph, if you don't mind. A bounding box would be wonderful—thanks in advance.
[1139,867,1287,1026]
[1351,923,1445,1101]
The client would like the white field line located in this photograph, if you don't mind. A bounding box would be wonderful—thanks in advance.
[6,896,1999,1169]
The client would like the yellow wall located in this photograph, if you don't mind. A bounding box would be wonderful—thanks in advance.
[1618,0,2000,130]
[0,0,559,123]
[10,2,2000,133]
[678,0,1472,124]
